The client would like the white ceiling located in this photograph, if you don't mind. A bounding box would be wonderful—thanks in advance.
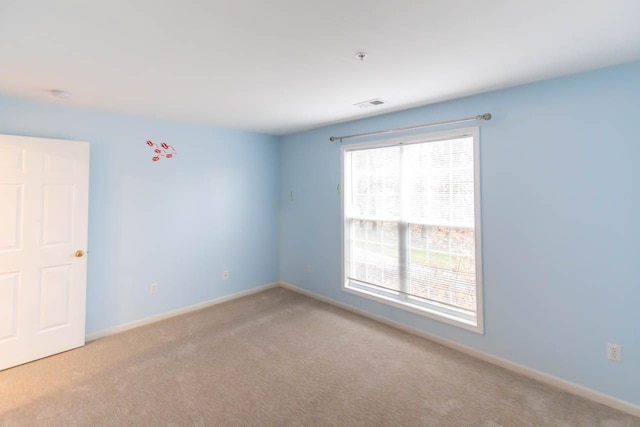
[1,1,639,135]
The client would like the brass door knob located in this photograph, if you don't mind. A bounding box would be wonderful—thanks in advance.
[75,250,84,258]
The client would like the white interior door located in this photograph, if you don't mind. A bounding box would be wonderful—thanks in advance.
[0,134,89,371]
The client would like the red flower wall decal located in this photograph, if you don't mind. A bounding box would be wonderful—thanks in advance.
[146,140,177,162]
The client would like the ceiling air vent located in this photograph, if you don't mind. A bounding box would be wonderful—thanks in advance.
[354,98,387,109]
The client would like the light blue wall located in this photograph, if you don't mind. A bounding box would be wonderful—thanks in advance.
[2,61,638,407]
[0,96,280,335]
[279,61,640,406]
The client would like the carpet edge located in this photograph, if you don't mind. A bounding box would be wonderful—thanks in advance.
[277,281,640,418]
[85,282,280,342]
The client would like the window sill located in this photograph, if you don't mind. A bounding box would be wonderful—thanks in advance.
[343,281,484,334]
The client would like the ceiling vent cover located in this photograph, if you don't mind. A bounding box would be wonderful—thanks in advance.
[354,98,387,109]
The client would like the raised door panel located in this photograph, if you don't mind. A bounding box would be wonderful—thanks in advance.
[0,145,25,177]
[0,272,20,342]
[39,265,71,331]
[0,185,23,252]
[41,185,74,247]
[44,152,75,178]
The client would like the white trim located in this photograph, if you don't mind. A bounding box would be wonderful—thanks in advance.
[85,282,280,342]
[472,126,484,333]
[342,283,479,333]
[278,282,640,418]
[339,127,477,152]
[340,127,484,334]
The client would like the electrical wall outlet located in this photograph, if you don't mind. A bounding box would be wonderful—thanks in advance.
[222,270,229,280]
[150,283,158,295]
[607,343,622,362]
[306,264,312,273]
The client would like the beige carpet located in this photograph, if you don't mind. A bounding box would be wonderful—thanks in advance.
[0,287,638,426]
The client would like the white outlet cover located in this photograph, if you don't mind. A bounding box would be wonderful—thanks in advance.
[607,343,622,362]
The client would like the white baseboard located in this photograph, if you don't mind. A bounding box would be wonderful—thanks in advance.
[278,282,640,418]
[85,282,280,342]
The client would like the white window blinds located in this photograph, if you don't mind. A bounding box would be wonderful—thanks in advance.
[343,128,483,331]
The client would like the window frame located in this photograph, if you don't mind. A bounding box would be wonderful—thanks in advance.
[340,126,484,334]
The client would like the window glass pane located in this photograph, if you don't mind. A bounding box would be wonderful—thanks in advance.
[450,228,475,256]
[343,130,481,330]
[350,147,400,219]
[347,219,400,291]
[404,137,474,227]
[407,224,476,311]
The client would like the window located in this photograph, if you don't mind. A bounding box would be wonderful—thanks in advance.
[341,127,483,333]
